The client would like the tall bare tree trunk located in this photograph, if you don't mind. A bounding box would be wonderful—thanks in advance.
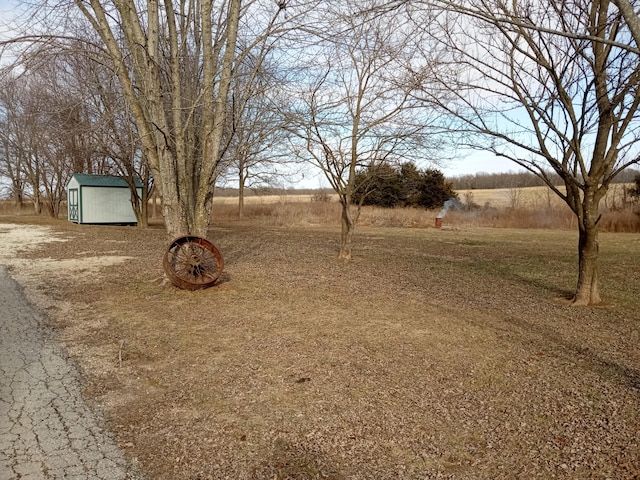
[238,168,246,219]
[573,196,602,305]
[32,187,42,214]
[339,199,357,260]
[193,195,214,238]
[574,225,600,305]
[13,189,23,210]
[190,0,241,239]
[162,194,188,239]
[132,189,149,228]
[152,190,158,219]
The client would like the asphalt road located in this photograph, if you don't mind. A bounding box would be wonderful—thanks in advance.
[0,265,141,480]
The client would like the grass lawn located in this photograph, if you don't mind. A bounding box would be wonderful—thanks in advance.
[2,212,640,479]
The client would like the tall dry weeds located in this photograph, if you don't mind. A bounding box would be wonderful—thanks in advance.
[211,199,640,233]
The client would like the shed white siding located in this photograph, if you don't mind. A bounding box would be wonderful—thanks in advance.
[67,174,142,225]
[81,186,137,223]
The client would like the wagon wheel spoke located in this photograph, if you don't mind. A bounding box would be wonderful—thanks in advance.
[171,245,192,265]
[193,248,221,280]
[162,236,225,290]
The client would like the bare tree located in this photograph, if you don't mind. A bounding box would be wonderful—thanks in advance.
[1,41,156,221]
[411,0,640,304]
[69,0,317,237]
[1,0,321,232]
[0,77,27,209]
[286,2,446,259]
[0,59,83,217]
[74,47,155,226]
[220,40,294,218]
[68,0,248,237]
[29,59,87,217]
[611,0,640,48]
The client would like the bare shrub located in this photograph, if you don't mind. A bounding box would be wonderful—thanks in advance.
[0,200,37,216]
[443,204,640,232]
[212,201,340,227]
[357,206,434,228]
[462,191,479,210]
[598,210,640,233]
[505,187,528,210]
[311,191,332,203]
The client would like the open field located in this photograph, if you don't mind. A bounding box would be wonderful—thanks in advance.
[206,185,640,233]
[213,193,329,205]
[207,184,635,210]
[454,184,635,210]
[1,211,639,479]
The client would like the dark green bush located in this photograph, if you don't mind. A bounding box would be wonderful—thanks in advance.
[353,162,457,209]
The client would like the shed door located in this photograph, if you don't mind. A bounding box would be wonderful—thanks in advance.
[68,188,79,222]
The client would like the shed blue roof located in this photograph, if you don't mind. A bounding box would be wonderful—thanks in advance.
[71,173,143,188]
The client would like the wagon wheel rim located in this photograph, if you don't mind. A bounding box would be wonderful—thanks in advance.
[163,235,224,290]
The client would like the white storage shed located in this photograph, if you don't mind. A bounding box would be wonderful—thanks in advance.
[67,173,143,225]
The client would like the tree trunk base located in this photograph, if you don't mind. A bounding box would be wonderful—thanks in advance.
[554,294,604,307]
[570,296,603,307]
[338,251,352,260]
[570,296,595,306]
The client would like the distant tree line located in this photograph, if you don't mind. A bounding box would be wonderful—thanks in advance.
[352,162,456,209]
[448,169,640,190]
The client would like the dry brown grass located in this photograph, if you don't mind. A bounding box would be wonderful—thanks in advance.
[213,193,339,205]
[455,183,635,209]
[210,195,640,233]
[2,207,639,480]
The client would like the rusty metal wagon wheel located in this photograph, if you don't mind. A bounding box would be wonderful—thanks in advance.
[163,235,224,290]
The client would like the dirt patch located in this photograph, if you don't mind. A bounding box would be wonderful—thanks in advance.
[0,223,66,259]
[2,218,640,479]
[0,223,134,311]
[0,223,131,276]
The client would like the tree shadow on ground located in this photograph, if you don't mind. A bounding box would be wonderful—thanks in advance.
[251,437,347,480]
[484,301,640,393]
[510,272,574,300]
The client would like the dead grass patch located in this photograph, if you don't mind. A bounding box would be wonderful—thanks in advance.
[1,213,640,479]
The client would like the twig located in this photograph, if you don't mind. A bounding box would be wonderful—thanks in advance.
[119,340,125,367]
